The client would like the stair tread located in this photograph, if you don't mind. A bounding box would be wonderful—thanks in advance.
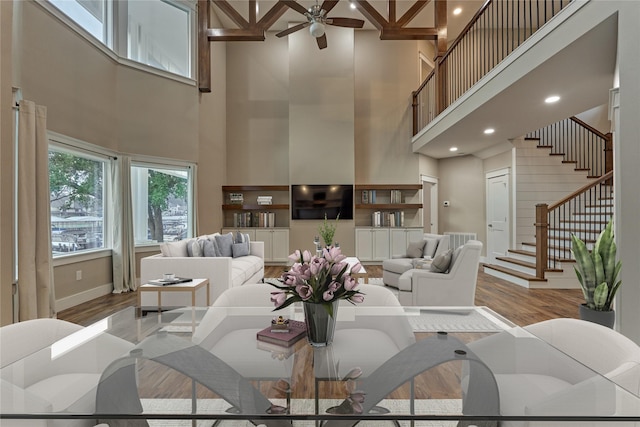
[496,256,536,269]
[509,249,574,263]
[482,263,547,282]
[522,242,576,251]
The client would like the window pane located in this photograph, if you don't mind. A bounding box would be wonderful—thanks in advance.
[127,1,191,77]
[49,150,105,255]
[48,0,108,45]
[131,165,191,244]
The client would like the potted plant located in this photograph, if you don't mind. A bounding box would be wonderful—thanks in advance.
[318,213,339,248]
[570,218,621,328]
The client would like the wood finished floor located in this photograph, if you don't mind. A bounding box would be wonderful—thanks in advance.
[56,266,584,401]
[58,265,584,327]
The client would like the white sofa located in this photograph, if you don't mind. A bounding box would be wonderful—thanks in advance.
[0,318,134,427]
[140,233,265,309]
[396,239,482,306]
[382,233,450,288]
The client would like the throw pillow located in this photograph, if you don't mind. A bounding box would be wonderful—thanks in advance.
[423,238,438,258]
[406,240,427,258]
[232,242,250,257]
[202,238,217,257]
[215,233,234,257]
[160,239,189,257]
[433,237,450,259]
[430,249,453,273]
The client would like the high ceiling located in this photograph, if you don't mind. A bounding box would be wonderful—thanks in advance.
[211,0,485,42]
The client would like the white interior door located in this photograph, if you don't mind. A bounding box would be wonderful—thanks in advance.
[421,175,438,233]
[486,171,510,263]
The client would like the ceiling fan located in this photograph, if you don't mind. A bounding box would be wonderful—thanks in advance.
[276,0,365,49]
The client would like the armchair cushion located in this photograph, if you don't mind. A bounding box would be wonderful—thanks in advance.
[423,238,438,258]
[430,249,453,273]
[406,240,427,258]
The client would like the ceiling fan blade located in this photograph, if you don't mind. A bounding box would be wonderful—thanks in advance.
[316,34,328,49]
[320,0,339,14]
[275,22,310,37]
[281,0,309,15]
[326,17,365,28]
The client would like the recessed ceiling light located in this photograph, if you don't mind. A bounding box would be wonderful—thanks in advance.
[350,2,356,9]
[449,147,458,152]
[453,7,462,15]
[484,128,495,134]
[545,95,560,103]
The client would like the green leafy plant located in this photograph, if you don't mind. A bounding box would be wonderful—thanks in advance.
[570,218,621,311]
[319,213,339,247]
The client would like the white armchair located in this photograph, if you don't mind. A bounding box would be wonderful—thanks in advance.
[397,240,482,306]
[465,318,640,425]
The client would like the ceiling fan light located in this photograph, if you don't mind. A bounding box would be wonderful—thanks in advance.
[309,21,325,38]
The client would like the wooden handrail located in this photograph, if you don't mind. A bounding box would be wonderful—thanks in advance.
[570,116,610,141]
[548,171,613,211]
[414,69,435,97]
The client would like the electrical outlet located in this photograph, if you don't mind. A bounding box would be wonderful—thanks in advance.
[76,270,82,281]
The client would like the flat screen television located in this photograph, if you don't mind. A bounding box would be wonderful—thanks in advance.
[291,185,353,220]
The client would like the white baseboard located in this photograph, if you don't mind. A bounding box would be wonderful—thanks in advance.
[56,283,113,312]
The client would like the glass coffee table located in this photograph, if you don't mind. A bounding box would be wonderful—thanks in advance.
[3,305,640,426]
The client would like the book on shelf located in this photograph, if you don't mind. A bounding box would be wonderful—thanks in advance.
[390,190,403,204]
[361,190,369,204]
[372,211,382,227]
[258,212,276,227]
[256,319,307,347]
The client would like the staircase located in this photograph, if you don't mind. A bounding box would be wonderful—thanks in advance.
[483,117,613,289]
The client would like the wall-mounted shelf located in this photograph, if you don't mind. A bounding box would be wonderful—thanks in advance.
[354,184,423,227]
[222,185,290,228]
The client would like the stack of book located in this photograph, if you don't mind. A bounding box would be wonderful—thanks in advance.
[258,212,276,227]
[390,190,403,203]
[229,193,244,204]
[256,319,307,348]
[386,211,405,227]
[233,212,253,227]
[257,196,272,205]
[361,190,377,204]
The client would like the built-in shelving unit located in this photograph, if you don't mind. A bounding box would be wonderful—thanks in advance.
[354,184,423,228]
[222,185,290,228]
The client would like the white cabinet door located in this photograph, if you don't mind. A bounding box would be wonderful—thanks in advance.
[406,228,424,243]
[355,229,374,261]
[255,229,290,263]
[356,228,389,261]
[372,229,390,260]
[270,229,290,263]
[389,229,408,258]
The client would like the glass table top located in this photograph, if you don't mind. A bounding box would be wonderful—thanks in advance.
[2,304,640,425]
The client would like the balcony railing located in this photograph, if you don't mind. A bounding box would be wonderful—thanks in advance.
[413,0,573,135]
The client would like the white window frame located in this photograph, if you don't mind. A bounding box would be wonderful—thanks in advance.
[130,158,195,247]
[38,0,196,84]
[48,131,116,260]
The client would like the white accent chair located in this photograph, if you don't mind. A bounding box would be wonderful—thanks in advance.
[0,318,135,427]
[466,318,640,425]
[396,240,482,306]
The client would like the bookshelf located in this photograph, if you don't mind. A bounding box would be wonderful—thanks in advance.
[222,185,289,228]
[354,184,423,227]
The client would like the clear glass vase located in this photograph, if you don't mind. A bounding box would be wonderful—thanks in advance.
[303,301,339,347]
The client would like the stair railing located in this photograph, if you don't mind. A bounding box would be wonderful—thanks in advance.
[526,116,613,178]
[535,171,614,278]
[413,0,573,136]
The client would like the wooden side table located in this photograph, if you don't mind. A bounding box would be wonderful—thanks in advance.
[138,278,210,313]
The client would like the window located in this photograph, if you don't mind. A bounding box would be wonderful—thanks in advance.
[49,145,110,256]
[126,1,192,78]
[48,0,111,46]
[44,0,195,79]
[131,163,193,245]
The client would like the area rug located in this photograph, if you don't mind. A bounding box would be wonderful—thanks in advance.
[140,398,462,427]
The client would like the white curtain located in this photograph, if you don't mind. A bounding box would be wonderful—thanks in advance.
[17,100,56,319]
[111,156,137,293]
[191,164,199,235]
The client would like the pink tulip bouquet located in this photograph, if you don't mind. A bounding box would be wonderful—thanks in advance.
[268,246,365,316]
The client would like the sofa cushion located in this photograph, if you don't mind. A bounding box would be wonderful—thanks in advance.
[160,239,190,257]
[215,233,234,257]
[232,242,250,257]
[423,238,438,258]
[430,249,453,273]
[406,240,427,258]
[382,258,414,275]
[187,238,203,257]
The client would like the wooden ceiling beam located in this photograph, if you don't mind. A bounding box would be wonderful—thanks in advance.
[397,0,430,28]
[258,2,289,29]
[198,0,211,92]
[380,27,438,40]
[212,0,250,28]
[352,0,388,31]
[206,28,265,41]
